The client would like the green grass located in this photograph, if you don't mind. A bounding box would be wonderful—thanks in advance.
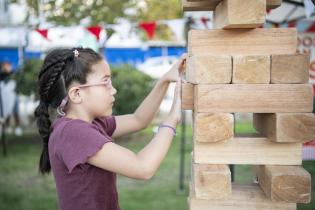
[0,122,314,210]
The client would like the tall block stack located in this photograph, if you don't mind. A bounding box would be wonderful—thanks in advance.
[181,0,314,209]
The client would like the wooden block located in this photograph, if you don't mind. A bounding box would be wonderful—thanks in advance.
[255,165,311,203]
[186,55,232,84]
[253,113,315,143]
[194,84,313,113]
[193,135,302,165]
[181,82,194,109]
[271,54,310,84]
[193,163,231,199]
[183,0,282,11]
[182,0,219,11]
[193,112,234,142]
[188,183,296,210]
[266,0,283,9]
[213,0,266,29]
[188,28,297,56]
[232,55,270,83]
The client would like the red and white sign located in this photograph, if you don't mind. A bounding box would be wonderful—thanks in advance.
[298,33,315,86]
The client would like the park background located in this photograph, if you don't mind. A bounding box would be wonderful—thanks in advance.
[0,0,315,209]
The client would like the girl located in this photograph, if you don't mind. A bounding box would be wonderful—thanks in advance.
[34,47,186,210]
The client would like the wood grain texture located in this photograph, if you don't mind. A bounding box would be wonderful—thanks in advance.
[255,165,311,203]
[253,113,315,143]
[181,82,194,109]
[193,162,231,199]
[271,54,310,84]
[232,55,270,83]
[188,183,296,210]
[194,84,313,113]
[182,0,220,11]
[186,55,232,84]
[183,0,282,11]
[213,0,266,29]
[188,28,297,56]
[193,113,234,142]
[193,135,302,165]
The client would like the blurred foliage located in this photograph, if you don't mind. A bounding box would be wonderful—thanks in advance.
[129,0,183,40]
[9,0,183,40]
[14,59,43,97]
[10,0,130,26]
[130,0,183,22]
[110,64,155,115]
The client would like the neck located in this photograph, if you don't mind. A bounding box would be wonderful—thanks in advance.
[64,110,94,123]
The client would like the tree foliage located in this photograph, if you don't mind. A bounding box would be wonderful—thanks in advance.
[10,0,130,26]
[110,64,155,115]
[129,0,183,40]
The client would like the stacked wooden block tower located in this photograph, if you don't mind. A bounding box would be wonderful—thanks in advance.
[181,0,315,209]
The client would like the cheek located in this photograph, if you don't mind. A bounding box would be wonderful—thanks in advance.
[92,90,112,106]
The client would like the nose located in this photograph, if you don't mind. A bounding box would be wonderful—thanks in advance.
[111,86,117,96]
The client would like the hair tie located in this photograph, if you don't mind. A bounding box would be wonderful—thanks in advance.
[57,96,69,117]
[73,49,79,58]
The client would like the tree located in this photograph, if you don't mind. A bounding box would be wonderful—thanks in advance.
[128,0,183,40]
[130,0,182,21]
[10,0,130,26]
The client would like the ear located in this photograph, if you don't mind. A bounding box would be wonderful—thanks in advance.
[68,87,82,104]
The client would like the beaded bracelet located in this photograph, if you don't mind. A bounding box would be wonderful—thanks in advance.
[158,124,176,136]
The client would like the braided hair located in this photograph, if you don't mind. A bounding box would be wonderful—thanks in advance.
[34,47,103,174]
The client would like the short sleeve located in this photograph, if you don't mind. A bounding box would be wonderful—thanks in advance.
[92,115,116,137]
[59,121,113,173]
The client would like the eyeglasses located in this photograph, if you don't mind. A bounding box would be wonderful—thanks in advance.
[57,78,113,117]
[75,78,113,90]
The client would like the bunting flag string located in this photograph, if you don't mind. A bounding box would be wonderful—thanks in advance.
[86,26,102,40]
[35,29,50,40]
[30,17,210,42]
[138,21,157,39]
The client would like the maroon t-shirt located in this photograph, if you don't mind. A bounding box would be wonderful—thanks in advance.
[49,115,121,210]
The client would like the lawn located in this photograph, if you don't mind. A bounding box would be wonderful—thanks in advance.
[0,122,314,210]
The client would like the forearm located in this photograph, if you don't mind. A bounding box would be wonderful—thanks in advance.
[136,117,177,178]
[134,77,169,128]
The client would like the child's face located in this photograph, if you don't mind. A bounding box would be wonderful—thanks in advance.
[83,59,117,117]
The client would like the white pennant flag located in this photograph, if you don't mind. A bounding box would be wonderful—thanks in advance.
[165,19,185,42]
[304,0,315,18]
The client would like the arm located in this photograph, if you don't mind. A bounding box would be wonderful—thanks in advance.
[111,78,169,139]
[111,55,187,138]
[87,81,182,180]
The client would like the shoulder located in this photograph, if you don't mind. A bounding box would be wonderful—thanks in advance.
[52,117,106,138]
[92,115,116,137]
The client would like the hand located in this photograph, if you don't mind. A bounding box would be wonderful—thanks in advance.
[168,79,182,125]
[162,53,187,83]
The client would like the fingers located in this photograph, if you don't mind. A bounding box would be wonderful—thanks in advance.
[178,53,188,75]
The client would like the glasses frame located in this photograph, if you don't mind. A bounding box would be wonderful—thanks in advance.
[73,78,112,90]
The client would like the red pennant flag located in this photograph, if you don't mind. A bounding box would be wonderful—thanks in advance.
[86,26,102,40]
[288,21,296,28]
[201,17,208,28]
[35,29,49,40]
[306,23,315,32]
[139,21,156,39]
